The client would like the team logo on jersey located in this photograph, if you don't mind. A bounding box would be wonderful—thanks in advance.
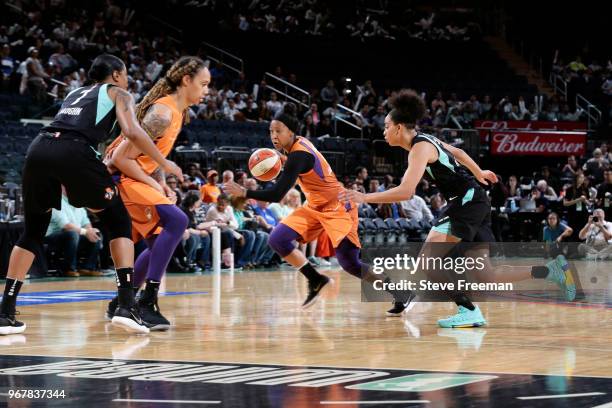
[104,186,116,201]
[144,207,152,221]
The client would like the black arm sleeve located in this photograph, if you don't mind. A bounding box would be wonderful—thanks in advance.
[246,151,314,202]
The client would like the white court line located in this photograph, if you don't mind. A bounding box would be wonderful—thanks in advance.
[517,392,606,400]
[113,399,220,404]
[591,402,612,408]
[321,401,429,405]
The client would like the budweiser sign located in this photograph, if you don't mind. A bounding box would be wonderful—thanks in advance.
[491,131,586,156]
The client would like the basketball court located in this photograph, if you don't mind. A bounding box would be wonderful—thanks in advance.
[0,259,610,407]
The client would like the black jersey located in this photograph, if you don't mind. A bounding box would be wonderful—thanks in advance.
[412,132,479,198]
[44,83,119,145]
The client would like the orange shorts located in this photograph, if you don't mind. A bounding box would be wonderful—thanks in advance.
[117,177,172,242]
[281,202,360,249]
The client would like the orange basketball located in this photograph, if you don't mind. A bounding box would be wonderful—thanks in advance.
[248,148,282,181]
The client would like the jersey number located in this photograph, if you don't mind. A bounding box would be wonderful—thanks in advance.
[71,86,96,106]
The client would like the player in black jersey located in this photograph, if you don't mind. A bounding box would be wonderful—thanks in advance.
[0,54,184,335]
[343,90,576,327]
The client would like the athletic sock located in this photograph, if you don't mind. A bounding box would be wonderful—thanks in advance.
[454,293,475,311]
[531,265,549,279]
[299,262,323,283]
[116,267,135,307]
[1,278,23,316]
[140,279,160,304]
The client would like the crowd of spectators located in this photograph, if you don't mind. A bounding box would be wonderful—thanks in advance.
[184,0,480,42]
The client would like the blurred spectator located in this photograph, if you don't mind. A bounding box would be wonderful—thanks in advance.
[578,209,612,259]
[200,169,221,203]
[44,188,103,278]
[23,47,49,103]
[597,169,612,220]
[266,92,283,117]
[536,180,558,202]
[205,194,239,268]
[564,173,592,239]
[400,195,434,223]
[582,148,610,183]
[320,80,339,105]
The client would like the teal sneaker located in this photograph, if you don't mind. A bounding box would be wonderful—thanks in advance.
[545,255,576,301]
[437,306,486,328]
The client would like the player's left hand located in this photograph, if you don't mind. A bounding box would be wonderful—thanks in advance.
[340,188,366,204]
[477,170,498,186]
[224,181,246,197]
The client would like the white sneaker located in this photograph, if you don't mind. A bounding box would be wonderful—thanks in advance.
[318,258,331,266]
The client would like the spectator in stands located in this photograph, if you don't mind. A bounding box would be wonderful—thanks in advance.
[528,186,549,213]
[415,179,438,203]
[23,47,49,103]
[562,155,580,181]
[253,200,278,231]
[1,44,15,91]
[219,170,234,192]
[578,209,612,259]
[223,98,240,121]
[235,171,247,187]
[269,188,300,221]
[316,116,334,136]
[205,194,240,268]
[180,192,214,270]
[543,212,573,243]
[377,175,394,192]
[376,185,406,221]
[266,92,283,117]
[597,169,612,220]
[299,114,316,139]
[187,163,206,187]
[201,169,221,203]
[568,56,587,73]
[400,195,434,223]
[166,175,183,206]
[583,148,609,183]
[232,196,274,268]
[305,103,320,125]
[430,194,445,220]
[44,187,103,277]
[258,100,272,121]
[369,179,380,194]
[320,80,339,106]
[48,44,76,75]
[536,180,558,202]
[479,95,493,118]
[240,96,259,121]
[355,166,369,187]
[564,172,592,239]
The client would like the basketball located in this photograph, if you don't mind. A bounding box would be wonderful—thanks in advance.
[248,148,282,181]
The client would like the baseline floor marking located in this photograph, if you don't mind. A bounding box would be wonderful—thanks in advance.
[112,399,221,404]
[320,401,429,405]
[517,392,606,400]
[591,402,612,408]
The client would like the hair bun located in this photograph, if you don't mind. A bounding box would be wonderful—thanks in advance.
[283,102,297,117]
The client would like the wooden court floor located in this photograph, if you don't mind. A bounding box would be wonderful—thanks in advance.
[0,259,610,407]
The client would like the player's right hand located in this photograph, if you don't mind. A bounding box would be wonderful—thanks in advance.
[340,189,366,204]
[162,159,184,182]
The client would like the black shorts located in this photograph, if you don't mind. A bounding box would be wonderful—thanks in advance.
[432,187,495,242]
[22,132,119,214]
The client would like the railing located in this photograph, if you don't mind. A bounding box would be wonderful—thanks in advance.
[201,41,244,75]
[576,93,602,130]
[263,72,310,108]
[333,104,364,138]
[549,73,568,99]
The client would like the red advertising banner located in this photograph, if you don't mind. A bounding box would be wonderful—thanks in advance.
[490,131,586,156]
[475,120,587,142]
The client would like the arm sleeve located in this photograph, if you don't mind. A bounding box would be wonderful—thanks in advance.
[246,151,314,202]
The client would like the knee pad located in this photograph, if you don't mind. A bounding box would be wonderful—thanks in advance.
[97,198,131,240]
[268,224,299,257]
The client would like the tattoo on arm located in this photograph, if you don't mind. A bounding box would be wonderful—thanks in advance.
[113,88,134,113]
[142,104,172,140]
[151,167,165,183]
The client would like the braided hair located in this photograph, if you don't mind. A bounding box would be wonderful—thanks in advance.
[136,56,206,125]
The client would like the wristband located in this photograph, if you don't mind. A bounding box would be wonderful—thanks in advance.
[80,228,87,236]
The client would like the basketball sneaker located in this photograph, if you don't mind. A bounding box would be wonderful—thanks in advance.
[302,275,333,309]
[105,296,119,321]
[386,292,417,316]
[0,313,26,335]
[138,299,171,331]
[437,306,486,328]
[111,305,150,334]
[546,254,576,301]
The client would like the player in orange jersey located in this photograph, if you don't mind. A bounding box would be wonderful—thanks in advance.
[105,56,210,330]
[225,103,411,312]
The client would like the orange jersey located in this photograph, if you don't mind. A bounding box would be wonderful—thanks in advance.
[289,136,343,211]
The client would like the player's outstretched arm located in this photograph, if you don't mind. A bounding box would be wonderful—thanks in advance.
[441,141,497,185]
[342,142,432,204]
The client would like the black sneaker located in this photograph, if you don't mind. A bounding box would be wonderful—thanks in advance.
[111,305,150,334]
[302,275,333,310]
[105,296,119,321]
[138,300,170,331]
[386,292,417,317]
[0,313,26,335]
